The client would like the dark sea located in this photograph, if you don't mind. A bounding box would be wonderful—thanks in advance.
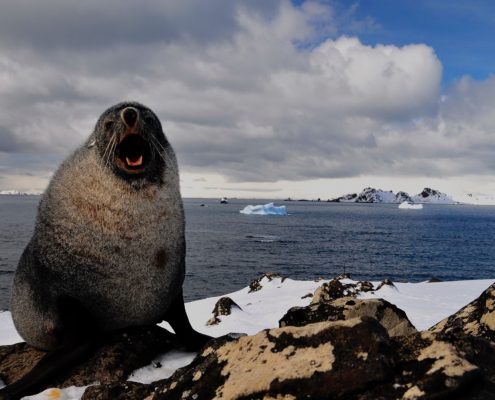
[1,195,495,310]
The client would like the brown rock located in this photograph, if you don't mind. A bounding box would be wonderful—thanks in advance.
[81,382,151,400]
[376,278,395,291]
[207,297,242,326]
[280,297,417,337]
[311,279,346,303]
[0,325,178,390]
[150,317,395,400]
[147,319,494,400]
[429,283,495,342]
[356,280,374,292]
[249,273,286,293]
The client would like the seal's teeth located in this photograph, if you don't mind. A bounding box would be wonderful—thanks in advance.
[126,155,143,167]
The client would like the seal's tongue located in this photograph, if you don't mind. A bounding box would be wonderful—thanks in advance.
[126,155,143,167]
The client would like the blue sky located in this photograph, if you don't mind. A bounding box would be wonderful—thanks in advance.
[301,0,495,86]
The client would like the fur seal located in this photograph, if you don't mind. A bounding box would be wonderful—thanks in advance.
[1,102,211,399]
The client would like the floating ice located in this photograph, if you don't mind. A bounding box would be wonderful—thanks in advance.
[398,202,423,210]
[240,203,287,215]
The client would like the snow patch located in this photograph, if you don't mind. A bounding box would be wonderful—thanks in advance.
[128,350,196,384]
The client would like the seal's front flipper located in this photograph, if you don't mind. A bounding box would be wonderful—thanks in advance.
[164,291,212,351]
[0,337,96,400]
[0,297,99,400]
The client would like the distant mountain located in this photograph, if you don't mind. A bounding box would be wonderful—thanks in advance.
[411,188,455,204]
[330,187,456,204]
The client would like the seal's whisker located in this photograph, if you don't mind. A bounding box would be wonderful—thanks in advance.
[150,139,169,165]
[103,133,117,170]
[101,133,114,169]
[105,134,117,170]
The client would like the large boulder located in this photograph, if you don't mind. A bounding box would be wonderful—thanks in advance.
[151,317,395,400]
[280,297,417,337]
[0,326,177,391]
[429,283,495,342]
[147,318,493,400]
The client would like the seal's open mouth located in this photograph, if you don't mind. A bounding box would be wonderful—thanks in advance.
[116,134,150,172]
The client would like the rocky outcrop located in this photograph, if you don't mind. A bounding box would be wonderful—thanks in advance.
[311,279,346,302]
[148,319,494,400]
[429,283,495,342]
[248,272,286,293]
[207,297,242,326]
[2,280,495,399]
[151,317,395,400]
[280,297,417,337]
[0,326,177,391]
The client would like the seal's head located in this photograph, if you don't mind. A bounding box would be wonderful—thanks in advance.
[90,102,174,187]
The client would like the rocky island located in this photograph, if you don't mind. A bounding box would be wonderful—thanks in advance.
[330,187,457,204]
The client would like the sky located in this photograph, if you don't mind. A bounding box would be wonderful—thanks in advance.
[1,0,495,199]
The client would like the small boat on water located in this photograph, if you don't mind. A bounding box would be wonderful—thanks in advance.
[220,197,228,204]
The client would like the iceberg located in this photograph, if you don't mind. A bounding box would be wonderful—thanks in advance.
[398,202,423,210]
[240,203,287,216]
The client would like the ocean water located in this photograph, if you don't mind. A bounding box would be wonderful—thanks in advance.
[1,195,495,309]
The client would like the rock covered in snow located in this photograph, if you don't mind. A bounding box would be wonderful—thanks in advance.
[207,297,242,326]
[248,272,286,293]
[395,191,413,203]
[412,187,456,204]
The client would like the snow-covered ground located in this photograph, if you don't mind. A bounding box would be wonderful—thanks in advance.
[1,276,494,399]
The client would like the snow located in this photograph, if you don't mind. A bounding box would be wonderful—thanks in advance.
[239,203,287,215]
[128,350,196,384]
[455,192,495,206]
[0,311,23,345]
[398,202,423,210]
[1,276,493,399]
[21,386,89,400]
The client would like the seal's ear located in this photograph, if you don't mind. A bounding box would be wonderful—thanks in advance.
[87,138,96,149]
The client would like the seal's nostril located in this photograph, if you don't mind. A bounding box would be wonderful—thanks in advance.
[122,107,138,128]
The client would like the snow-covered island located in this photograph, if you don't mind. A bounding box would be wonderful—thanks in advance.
[1,274,495,399]
[330,187,457,204]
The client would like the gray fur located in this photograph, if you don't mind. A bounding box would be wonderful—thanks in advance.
[11,102,185,350]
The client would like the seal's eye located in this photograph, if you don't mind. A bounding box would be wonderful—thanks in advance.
[104,121,115,131]
[144,116,155,125]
